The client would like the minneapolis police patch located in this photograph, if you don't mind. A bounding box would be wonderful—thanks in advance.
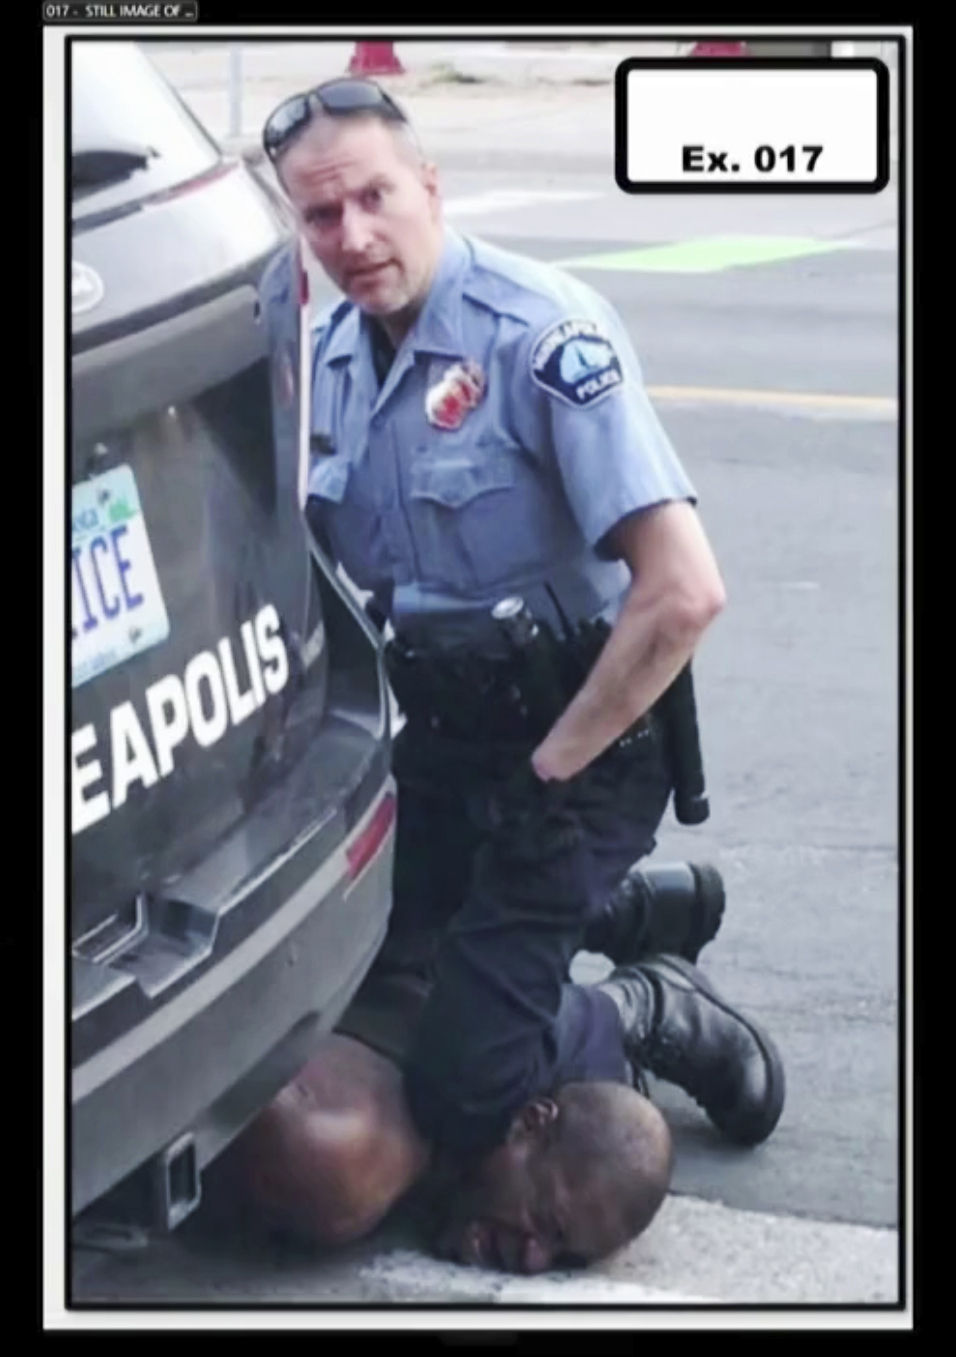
[530,319,624,409]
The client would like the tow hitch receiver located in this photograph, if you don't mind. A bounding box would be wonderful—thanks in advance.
[152,1133,201,1231]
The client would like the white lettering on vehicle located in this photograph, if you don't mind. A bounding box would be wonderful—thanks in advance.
[145,675,190,778]
[110,700,160,810]
[257,604,290,694]
[71,604,290,836]
[72,723,110,835]
[184,651,229,748]
[241,620,267,708]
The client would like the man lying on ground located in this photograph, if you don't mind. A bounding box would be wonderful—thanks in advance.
[206,847,784,1275]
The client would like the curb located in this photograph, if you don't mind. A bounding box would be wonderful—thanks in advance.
[356,1248,713,1306]
[70,1194,900,1308]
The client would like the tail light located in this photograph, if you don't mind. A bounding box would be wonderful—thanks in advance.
[347,792,396,883]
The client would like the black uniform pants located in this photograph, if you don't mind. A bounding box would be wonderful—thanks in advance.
[354,720,673,1156]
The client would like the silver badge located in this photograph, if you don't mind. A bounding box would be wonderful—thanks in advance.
[425,360,486,431]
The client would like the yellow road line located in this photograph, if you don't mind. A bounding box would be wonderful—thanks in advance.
[647,384,897,414]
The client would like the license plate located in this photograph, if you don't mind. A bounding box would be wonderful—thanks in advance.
[72,465,170,689]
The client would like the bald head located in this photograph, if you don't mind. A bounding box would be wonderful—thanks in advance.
[436,1082,673,1274]
[548,1082,674,1255]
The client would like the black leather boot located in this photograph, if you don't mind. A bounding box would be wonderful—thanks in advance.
[598,955,786,1146]
[583,862,726,966]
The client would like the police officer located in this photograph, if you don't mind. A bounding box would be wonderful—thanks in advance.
[259,79,785,1197]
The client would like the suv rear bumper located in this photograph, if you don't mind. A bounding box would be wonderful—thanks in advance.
[71,778,395,1219]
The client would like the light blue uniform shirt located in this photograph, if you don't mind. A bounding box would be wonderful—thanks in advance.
[308,229,696,652]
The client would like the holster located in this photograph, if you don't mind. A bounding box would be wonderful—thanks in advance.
[385,640,536,743]
[385,632,656,761]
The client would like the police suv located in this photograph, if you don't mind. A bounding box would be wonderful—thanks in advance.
[70,42,395,1232]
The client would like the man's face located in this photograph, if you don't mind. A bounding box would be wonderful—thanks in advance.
[434,1103,625,1274]
[279,116,443,322]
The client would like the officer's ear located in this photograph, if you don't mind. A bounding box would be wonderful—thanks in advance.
[421,160,441,210]
[514,1098,560,1142]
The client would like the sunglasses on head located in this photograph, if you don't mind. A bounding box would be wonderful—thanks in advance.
[262,78,408,163]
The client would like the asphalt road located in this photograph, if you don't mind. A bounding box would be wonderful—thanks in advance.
[496,228,899,1232]
[70,184,901,1303]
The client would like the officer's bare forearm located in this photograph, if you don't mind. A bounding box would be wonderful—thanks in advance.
[531,586,718,782]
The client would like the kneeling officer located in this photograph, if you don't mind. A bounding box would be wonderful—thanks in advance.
[248,74,786,1250]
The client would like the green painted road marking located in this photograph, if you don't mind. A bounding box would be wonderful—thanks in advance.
[554,235,856,273]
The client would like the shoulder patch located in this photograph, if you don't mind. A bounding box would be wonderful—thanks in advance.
[529,319,623,409]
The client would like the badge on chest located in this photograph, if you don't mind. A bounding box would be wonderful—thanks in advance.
[425,360,486,431]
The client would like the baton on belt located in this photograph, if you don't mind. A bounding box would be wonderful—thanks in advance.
[656,662,710,825]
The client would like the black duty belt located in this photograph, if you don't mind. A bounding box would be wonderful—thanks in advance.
[385,632,709,825]
[384,636,655,749]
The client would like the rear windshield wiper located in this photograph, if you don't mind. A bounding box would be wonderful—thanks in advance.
[72,141,157,194]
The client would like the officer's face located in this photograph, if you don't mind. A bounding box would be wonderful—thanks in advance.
[280,116,443,326]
